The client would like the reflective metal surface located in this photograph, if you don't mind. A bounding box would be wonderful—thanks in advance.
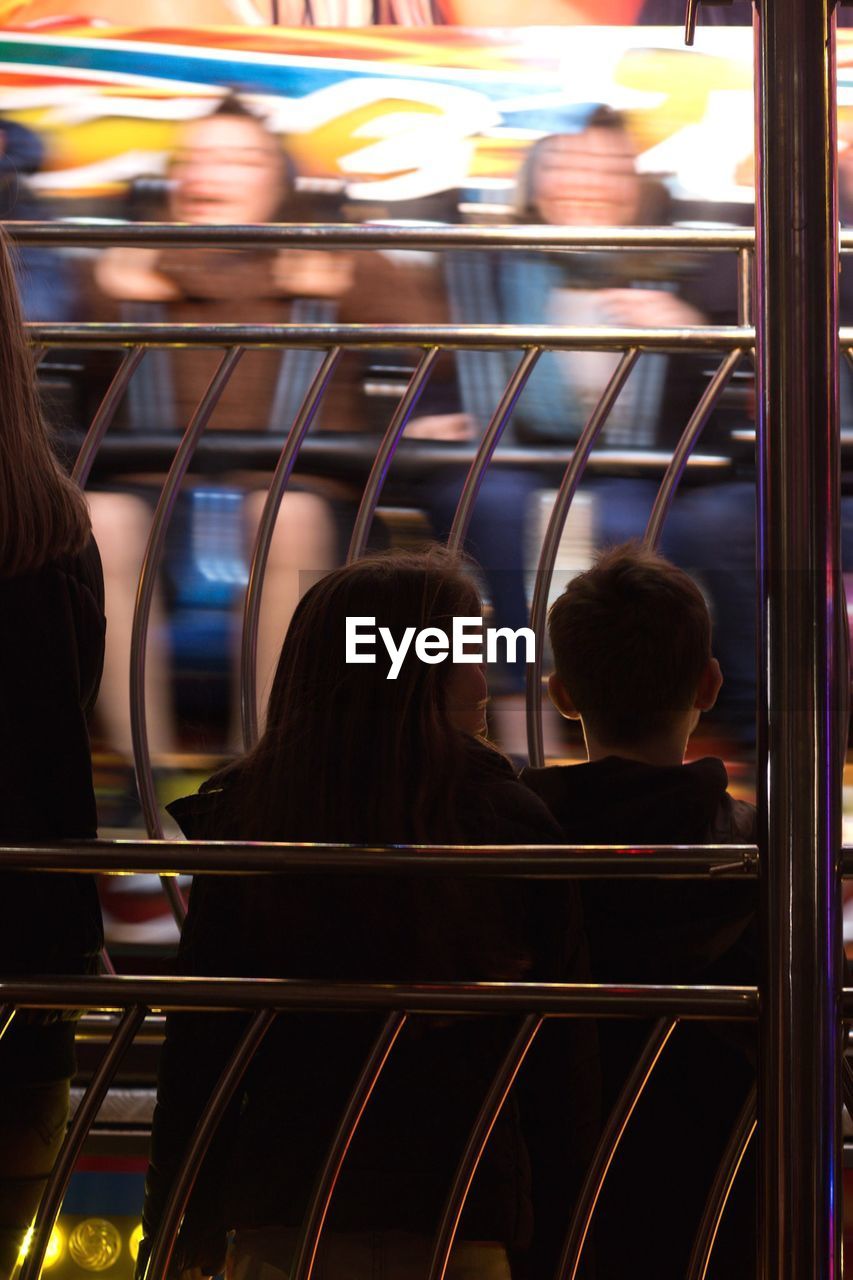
[129,347,244,849]
[644,348,744,549]
[70,346,146,488]
[0,975,759,1019]
[143,1009,276,1280]
[19,1006,147,1280]
[239,346,343,749]
[347,347,440,562]
[8,222,760,251]
[686,1086,757,1280]
[754,1,843,1275]
[290,1013,407,1280]
[525,348,641,767]
[28,321,755,352]
[446,348,541,552]
[429,1015,542,1280]
[0,839,759,877]
[557,1018,678,1280]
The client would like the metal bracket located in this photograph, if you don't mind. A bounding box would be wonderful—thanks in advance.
[684,0,738,46]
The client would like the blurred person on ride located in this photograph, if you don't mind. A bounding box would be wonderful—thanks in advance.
[501,106,758,751]
[0,226,105,1274]
[136,548,597,1280]
[89,95,354,784]
[0,113,78,322]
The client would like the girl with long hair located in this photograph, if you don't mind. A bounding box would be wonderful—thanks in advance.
[138,548,596,1280]
[0,226,106,1273]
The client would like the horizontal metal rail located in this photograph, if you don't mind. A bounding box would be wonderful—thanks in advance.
[0,975,758,1019]
[2,222,761,251]
[26,321,757,351]
[64,434,739,479]
[0,840,759,876]
[6,220,853,253]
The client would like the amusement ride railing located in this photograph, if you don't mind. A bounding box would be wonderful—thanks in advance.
[1,10,848,1267]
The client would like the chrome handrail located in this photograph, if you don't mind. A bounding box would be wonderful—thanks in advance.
[0,839,760,877]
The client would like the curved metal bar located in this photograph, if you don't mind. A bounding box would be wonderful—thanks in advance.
[738,248,752,328]
[71,346,146,487]
[289,1012,407,1280]
[446,347,542,553]
[129,346,244,859]
[143,1008,276,1280]
[525,348,641,768]
[684,0,699,45]
[347,347,440,562]
[428,1015,543,1280]
[99,946,117,977]
[240,346,343,751]
[686,1085,757,1280]
[0,1005,15,1041]
[19,1004,147,1280]
[643,348,743,549]
[557,1017,678,1280]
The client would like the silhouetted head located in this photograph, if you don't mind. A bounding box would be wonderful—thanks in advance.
[548,541,719,748]
[218,547,491,843]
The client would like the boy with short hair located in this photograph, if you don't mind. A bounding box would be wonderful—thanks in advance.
[523,540,754,980]
[522,542,756,1280]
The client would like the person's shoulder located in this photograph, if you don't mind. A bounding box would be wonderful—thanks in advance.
[462,739,563,843]
[167,786,230,842]
[685,755,756,842]
[56,536,105,606]
[710,792,757,844]
[0,537,105,636]
[520,761,586,817]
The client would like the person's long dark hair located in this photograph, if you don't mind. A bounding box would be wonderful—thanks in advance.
[0,226,91,576]
[210,546,486,844]
[197,548,530,981]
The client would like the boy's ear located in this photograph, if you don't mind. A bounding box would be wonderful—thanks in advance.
[548,672,580,720]
[694,657,723,713]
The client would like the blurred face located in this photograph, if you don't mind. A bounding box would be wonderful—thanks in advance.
[531,127,641,227]
[444,660,489,737]
[169,114,287,225]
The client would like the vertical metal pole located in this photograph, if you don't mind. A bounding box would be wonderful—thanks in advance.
[754,2,842,1278]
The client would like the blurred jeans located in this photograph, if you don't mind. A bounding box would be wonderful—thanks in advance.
[228,1229,511,1280]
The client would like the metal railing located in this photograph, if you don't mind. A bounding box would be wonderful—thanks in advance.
[0,229,799,1274]
[0,226,814,1277]
[16,217,759,789]
[1,839,760,1280]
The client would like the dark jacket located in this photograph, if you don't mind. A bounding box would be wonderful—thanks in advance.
[522,754,755,983]
[0,538,106,1082]
[140,741,598,1278]
[522,755,757,1280]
